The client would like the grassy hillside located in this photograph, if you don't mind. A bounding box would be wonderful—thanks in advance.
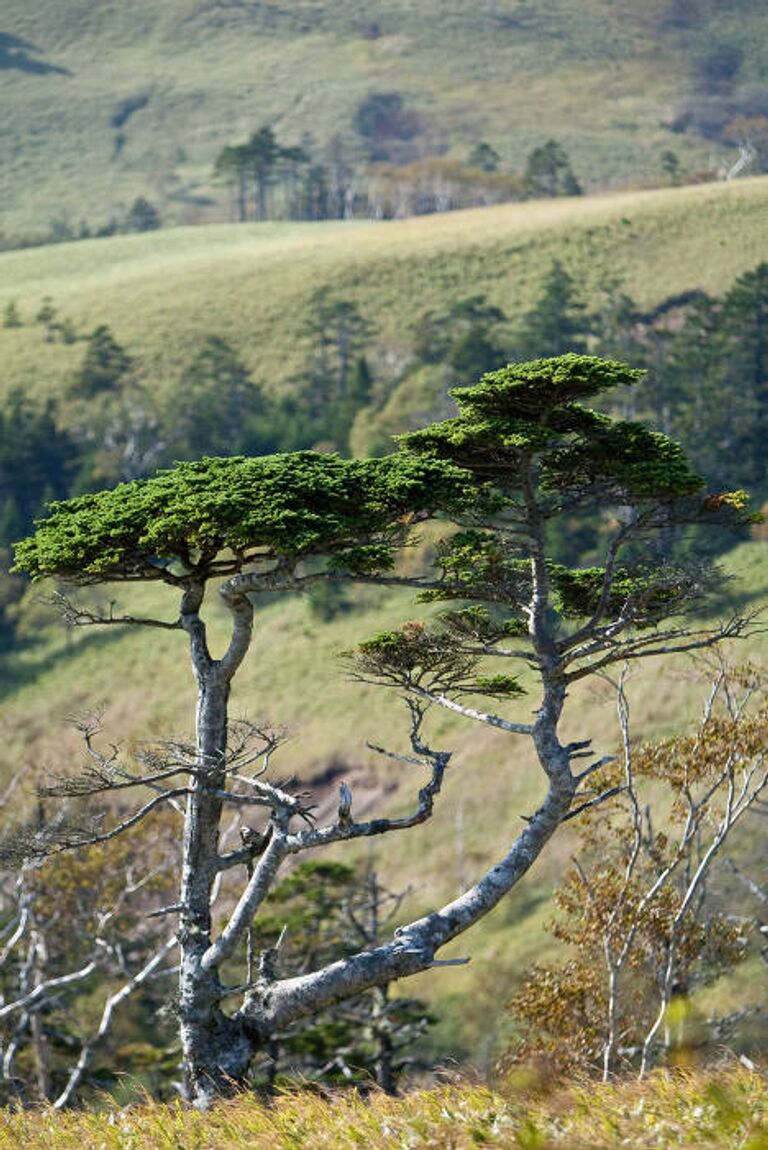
[2,176,768,443]
[2,0,767,234]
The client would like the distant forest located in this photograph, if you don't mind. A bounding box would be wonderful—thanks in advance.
[3,130,586,250]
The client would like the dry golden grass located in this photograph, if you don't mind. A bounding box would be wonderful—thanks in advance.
[0,1070,765,1149]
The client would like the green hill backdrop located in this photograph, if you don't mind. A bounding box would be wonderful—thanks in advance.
[2,176,768,430]
[3,0,768,236]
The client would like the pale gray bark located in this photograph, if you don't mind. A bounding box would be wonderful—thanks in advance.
[241,772,575,1041]
[176,578,256,1103]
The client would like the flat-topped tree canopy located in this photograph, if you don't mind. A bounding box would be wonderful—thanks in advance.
[399,353,705,500]
[396,355,753,631]
[451,354,640,418]
[13,451,477,584]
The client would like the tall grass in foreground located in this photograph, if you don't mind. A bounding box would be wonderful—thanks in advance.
[0,1070,765,1150]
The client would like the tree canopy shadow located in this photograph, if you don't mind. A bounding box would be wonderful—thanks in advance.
[0,33,71,76]
[0,625,125,701]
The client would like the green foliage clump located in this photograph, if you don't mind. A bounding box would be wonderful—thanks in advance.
[351,619,524,699]
[355,621,468,682]
[543,420,704,498]
[401,354,708,505]
[549,563,711,622]
[327,543,396,575]
[422,528,708,627]
[437,604,528,641]
[419,531,531,605]
[13,451,475,581]
[471,674,525,698]
[402,415,555,461]
[450,354,643,418]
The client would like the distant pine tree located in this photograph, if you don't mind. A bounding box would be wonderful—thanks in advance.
[524,139,582,197]
[70,325,133,398]
[125,196,161,232]
[467,140,501,172]
[719,262,768,487]
[514,261,590,359]
[174,335,269,458]
[3,300,22,329]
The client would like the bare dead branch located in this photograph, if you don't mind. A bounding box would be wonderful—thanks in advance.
[0,957,101,1020]
[723,856,768,906]
[43,788,189,854]
[410,686,534,735]
[46,590,181,631]
[52,935,178,1109]
[564,614,763,682]
[574,755,616,784]
[146,903,183,919]
[563,784,626,822]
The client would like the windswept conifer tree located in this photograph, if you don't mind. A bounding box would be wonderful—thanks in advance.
[12,355,756,1106]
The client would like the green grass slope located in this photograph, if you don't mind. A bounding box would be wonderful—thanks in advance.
[2,0,767,234]
[2,177,768,440]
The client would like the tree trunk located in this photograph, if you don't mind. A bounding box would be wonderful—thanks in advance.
[174,569,577,1103]
[256,173,269,222]
[29,930,51,1102]
[178,672,237,1102]
[237,173,247,223]
[177,584,262,1106]
[176,650,261,1103]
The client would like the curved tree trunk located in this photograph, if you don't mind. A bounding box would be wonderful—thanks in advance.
[175,574,579,1105]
